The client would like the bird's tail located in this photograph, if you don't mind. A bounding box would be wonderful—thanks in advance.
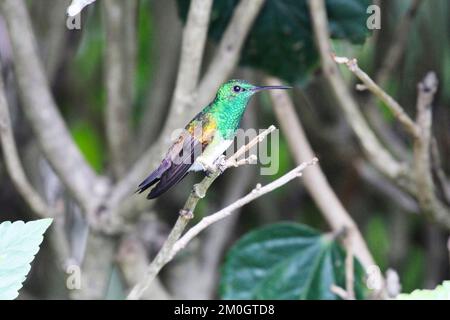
[136,159,171,194]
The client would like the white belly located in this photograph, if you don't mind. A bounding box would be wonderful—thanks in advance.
[189,138,233,172]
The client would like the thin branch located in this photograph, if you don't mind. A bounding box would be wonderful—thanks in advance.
[265,76,376,270]
[431,138,450,203]
[375,0,422,86]
[171,158,318,259]
[69,232,116,300]
[307,0,409,189]
[413,72,450,227]
[329,229,355,300]
[0,0,105,213]
[103,0,136,178]
[0,62,49,218]
[333,55,419,138]
[361,0,423,162]
[196,0,265,106]
[116,235,172,300]
[344,232,355,300]
[137,0,182,152]
[126,126,278,300]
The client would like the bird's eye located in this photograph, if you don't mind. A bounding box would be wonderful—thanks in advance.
[233,85,242,93]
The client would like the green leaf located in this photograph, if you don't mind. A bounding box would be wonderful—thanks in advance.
[397,281,450,300]
[0,218,53,300]
[177,0,371,83]
[220,222,368,300]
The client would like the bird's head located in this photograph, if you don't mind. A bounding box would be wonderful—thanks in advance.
[215,79,291,103]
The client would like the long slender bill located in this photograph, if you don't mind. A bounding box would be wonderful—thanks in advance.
[251,85,292,92]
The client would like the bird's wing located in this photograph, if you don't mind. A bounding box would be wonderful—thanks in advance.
[138,112,217,199]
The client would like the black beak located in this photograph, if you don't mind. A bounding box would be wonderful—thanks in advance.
[251,85,292,92]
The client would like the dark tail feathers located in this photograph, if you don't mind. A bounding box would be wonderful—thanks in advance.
[136,159,171,194]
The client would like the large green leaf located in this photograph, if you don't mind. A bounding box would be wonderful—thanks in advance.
[177,0,371,83]
[220,222,367,299]
[397,281,450,300]
[0,218,53,300]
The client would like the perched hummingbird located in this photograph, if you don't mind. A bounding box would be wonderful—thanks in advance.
[137,79,291,199]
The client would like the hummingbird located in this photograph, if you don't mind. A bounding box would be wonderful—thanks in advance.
[137,79,291,199]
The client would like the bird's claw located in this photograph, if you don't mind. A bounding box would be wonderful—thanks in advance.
[214,155,227,174]
[197,157,216,176]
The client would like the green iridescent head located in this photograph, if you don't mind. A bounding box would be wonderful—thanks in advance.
[215,79,291,104]
[209,79,292,138]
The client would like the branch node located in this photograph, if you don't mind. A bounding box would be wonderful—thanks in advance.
[179,209,194,219]
[193,184,206,199]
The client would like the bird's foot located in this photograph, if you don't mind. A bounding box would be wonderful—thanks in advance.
[214,155,228,174]
[197,156,216,176]
[179,209,194,219]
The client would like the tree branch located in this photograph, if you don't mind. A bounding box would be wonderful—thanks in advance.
[374,0,422,86]
[413,72,450,227]
[0,62,49,218]
[126,126,281,300]
[171,158,318,259]
[103,0,136,178]
[0,0,106,213]
[362,0,423,162]
[137,0,182,152]
[116,235,172,300]
[333,55,419,138]
[265,76,376,271]
[307,0,409,189]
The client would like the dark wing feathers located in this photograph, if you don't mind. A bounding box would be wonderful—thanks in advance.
[137,131,204,199]
[146,164,191,199]
[137,110,217,199]
[136,158,171,193]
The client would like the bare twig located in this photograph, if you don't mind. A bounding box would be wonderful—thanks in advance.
[307,0,408,189]
[375,0,422,86]
[196,0,265,106]
[171,158,318,258]
[329,229,355,300]
[344,231,355,300]
[413,72,450,227]
[431,138,450,203]
[362,0,423,162]
[33,0,68,83]
[0,62,49,218]
[103,0,136,178]
[265,76,375,270]
[128,156,317,300]
[200,164,255,297]
[137,0,182,152]
[0,0,106,213]
[333,55,419,138]
[126,126,279,300]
